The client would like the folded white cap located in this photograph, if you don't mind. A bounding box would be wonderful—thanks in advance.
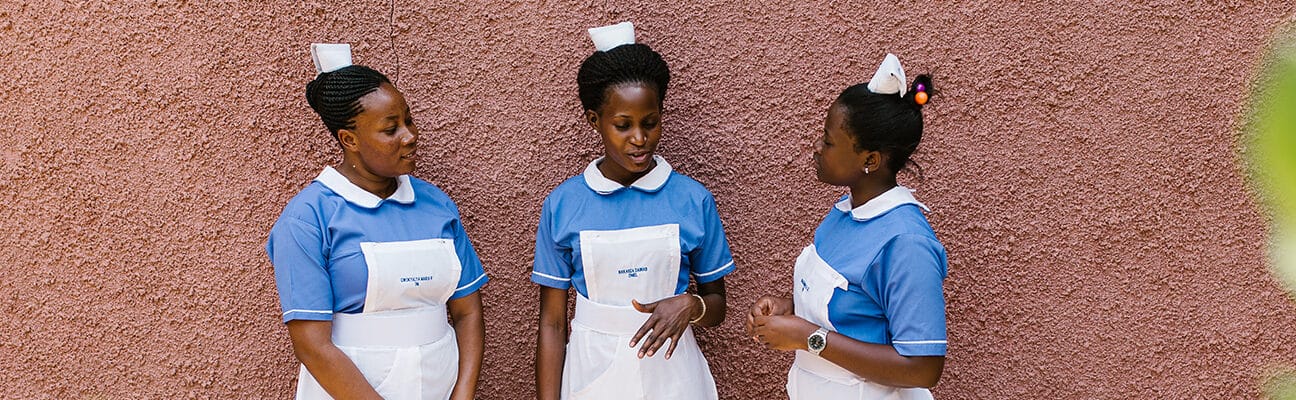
[866,53,907,97]
[311,43,353,74]
[588,22,635,51]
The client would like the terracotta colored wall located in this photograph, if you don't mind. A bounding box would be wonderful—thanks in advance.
[4,1,1296,398]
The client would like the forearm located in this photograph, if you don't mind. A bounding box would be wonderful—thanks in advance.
[536,321,567,400]
[448,295,484,400]
[536,287,569,400]
[818,333,944,388]
[692,293,725,327]
[292,336,383,399]
[693,279,727,328]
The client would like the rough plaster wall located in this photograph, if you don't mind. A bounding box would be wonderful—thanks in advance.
[2,0,1295,398]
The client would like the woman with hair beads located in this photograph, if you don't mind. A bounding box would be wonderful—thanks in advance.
[532,22,736,400]
[266,44,487,400]
[746,54,948,400]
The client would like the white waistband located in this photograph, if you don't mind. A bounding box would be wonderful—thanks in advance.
[793,350,861,383]
[332,306,451,348]
[572,296,652,336]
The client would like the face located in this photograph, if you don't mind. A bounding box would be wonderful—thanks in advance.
[814,102,869,186]
[586,83,663,186]
[339,83,418,178]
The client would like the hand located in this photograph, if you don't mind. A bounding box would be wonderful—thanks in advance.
[750,314,818,352]
[745,296,794,337]
[629,294,703,360]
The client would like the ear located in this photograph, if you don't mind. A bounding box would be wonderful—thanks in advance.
[584,109,600,130]
[861,151,887,174]
[337,128,360,153]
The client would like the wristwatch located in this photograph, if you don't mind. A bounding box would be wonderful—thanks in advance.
[807,328,829,356]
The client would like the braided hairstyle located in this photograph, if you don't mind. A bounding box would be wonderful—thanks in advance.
[577,43,671,112]
[835,74,933,175]
[305,65,391,139]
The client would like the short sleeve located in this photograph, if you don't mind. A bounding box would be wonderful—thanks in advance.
[530,197,574,289]
[266,215,335,323]
[876,234,948,356]
[450,217,489,299]
[688,193,736,283]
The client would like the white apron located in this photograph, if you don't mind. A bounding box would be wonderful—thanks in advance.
[296,238,463,400]
[787,245,933,400]
[561,224,719,400]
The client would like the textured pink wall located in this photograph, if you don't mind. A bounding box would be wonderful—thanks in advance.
[4,1,1296,398]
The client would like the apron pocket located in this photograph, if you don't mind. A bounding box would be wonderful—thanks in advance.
[569,340,642,400]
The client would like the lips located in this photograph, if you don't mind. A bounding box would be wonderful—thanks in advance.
[628,152,651,164]
[401,149,417,159]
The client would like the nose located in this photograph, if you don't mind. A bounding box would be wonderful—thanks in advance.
[629,129,646,146]
[402,126,418,145]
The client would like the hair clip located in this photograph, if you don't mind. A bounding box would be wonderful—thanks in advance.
[588,22,635,52]
[915,83,929,105]
[867,53,907,97]
[311,43,352,74]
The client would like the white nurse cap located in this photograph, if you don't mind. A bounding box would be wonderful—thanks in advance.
[866,53,908,97]
[587,21,635,51]
[311,43,353,74]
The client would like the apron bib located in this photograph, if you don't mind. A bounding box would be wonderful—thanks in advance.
[562,224,718,400]
[296,238,463,400]
[787,245,933,400]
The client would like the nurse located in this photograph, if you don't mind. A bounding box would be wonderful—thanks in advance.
[266,44,488,400]
[746,54,948,399]
[532,22,736,400]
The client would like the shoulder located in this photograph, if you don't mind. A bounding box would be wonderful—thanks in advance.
[542,175,592,208]
[277,182,338,223]
[873,205,939,240]
[661,172,717,203]
[407,176,460,214]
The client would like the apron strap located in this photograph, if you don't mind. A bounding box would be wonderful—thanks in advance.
[573,295,652,336]
[332,306,451,347]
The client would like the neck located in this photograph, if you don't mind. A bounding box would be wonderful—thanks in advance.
[336,160,398,198]
[598,158,655,187]
[848,176,897,209]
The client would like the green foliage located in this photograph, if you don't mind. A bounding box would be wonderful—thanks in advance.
[1268,371,1296,400]
[1247,25,1296,295]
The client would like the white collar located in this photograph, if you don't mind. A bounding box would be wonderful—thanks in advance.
[582,155,672,195]
[314,166,415,208]
[834,185,930,221]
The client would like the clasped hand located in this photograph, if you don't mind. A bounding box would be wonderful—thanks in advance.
[629,294,702,359]
[745,296,817,352]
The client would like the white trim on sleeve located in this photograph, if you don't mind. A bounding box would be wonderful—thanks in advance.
[692,260,734,278]
[531,271,572,282]
[282,309,334,316]
[892,340,947,345]
[456,274,488,291]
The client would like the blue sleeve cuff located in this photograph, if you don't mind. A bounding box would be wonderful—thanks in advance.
[893,340,947,357]
[450,274,489,300]
[530,271,572,289]
[281,310,334,324]
[691,260,735,284]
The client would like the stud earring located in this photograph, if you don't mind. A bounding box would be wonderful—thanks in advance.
[865,167,870,175]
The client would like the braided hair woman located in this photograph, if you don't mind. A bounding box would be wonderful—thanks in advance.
[532,23,736,400]
[267,44,487,400]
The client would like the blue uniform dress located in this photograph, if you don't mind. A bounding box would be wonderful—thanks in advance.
[530,155,735,298]
[267,167,488,322]
[531,156,735,400]
[788,185,947,399]
[267,167,490,399]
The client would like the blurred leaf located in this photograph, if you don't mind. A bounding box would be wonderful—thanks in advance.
[1247,24,1296,295]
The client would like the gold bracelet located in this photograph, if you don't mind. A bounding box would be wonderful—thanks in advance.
[689,293,706,324]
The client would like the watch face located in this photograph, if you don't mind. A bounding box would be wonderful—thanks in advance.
[808,334,825,350]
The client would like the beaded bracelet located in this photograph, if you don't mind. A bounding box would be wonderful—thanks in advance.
[689,293,706,324]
